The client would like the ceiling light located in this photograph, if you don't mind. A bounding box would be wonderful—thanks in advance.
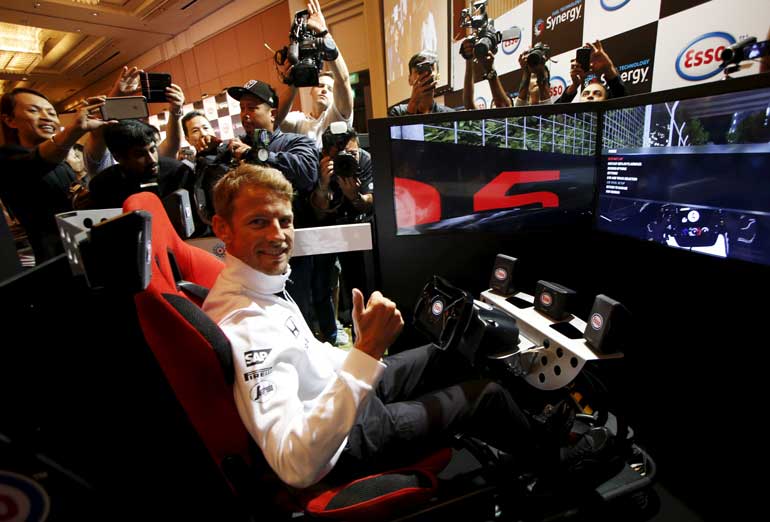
[0,22,43,74]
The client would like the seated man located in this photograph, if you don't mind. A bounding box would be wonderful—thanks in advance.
[203,164,539,489]
[88,119,194,209]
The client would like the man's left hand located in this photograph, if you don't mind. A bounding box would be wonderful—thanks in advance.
[166,84,185,115]
[229,137,252,161]
[338,175,361,201]
[306,0,328,34]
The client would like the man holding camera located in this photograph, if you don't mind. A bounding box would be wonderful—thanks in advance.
[555,40,626,104]
[274,0,354,149]
[514,44,552,106]
[388,51,455,116]
[461,39,512,109]
[308,123,373,345]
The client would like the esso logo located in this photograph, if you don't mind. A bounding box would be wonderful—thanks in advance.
[590,313,604,330]
[549,76,567,99]
[494,267,508,281]
[475,96,488,110]
[0,471,50,522]
[431,299,444,316]
[502,34,522,55]
[534,19,545,37]
[600,0,631,11]
[540,292,553,307]
[676,32,735,81]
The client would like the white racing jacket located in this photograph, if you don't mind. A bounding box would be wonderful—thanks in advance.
[203,254,384,488]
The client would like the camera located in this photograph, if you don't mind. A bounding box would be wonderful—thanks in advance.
[527,42,552,67]
[333,150,358,178]
[720,36,770,71]
[275,9,339,87]
[242,129,271,166]
[460,0,502,59]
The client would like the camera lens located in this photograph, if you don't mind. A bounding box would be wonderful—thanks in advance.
[527,51,543,67]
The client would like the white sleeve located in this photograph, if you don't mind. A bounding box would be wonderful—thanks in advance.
[279,111,303,134]
[326,102,353,128]
[225,312,384,488]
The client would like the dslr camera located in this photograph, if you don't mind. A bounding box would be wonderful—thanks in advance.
[275,9,339,87]
[322,121,359,179]
[526,42,552,67]
[460,0,519,59]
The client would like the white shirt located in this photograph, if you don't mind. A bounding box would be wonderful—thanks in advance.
[280,103,353,149]
[203,254,384,488]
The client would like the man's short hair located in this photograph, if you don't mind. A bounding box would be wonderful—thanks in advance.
[318,70,334,82]
[181,110,207,138]
[1,87,52,145]
[213,164,294,222]
[103,119,159,158]
[321,122,357,155]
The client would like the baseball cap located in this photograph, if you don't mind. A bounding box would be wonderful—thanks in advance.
[226,79,278,108]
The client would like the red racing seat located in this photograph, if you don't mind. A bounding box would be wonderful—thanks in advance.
[121,192,452,520]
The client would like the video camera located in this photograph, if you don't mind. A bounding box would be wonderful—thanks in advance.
[460,0,520,59]
[720,36,770,74]
[275,9,339,87]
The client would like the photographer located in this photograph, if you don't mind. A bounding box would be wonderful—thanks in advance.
[460,39,512,109]
[514,44,552,106]
[274,0,354,148]
[0,88,112,263]
[388,51,455,116]
[555,41,626,104]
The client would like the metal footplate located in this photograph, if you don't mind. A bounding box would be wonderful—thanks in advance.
[481,290,623,391]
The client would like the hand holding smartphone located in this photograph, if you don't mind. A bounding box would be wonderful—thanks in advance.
[140,72,172,103]
[576,47,591,72]
[97,96,149,120]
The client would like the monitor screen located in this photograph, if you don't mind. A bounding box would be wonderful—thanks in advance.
[390,112,598,235]
[598,87,770,265]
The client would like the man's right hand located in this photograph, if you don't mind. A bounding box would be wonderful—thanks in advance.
[351,289,403,361]
[196,133,221,153]
[319,155,334,189]
[460,39,475,61]
[109,66,141,97]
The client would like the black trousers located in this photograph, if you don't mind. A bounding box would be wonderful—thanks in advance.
[332,344,534,478]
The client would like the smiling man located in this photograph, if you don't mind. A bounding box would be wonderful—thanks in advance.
[203,164,542,490]
[0,87,110,262]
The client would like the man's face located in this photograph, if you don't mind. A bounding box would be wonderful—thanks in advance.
[118,142,159,179]
[214,185,294,276]
[580,81,607,102]
[310,76,334,113]
[326,137,360,162]
[184,115,216,150]
[3,92,60,147]
[408,60,436,93]
[239,94,274,135]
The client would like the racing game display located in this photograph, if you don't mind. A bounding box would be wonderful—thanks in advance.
[390,112,597,235]
[598,87,770,265]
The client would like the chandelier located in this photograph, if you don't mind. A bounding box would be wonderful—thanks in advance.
[0,23,43,74]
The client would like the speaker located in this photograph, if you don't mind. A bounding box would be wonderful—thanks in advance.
[534,280,576,321]
[489,254,517,295]
[584,294,630,354]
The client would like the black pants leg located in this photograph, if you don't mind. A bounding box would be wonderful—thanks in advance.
[334,345,534,477]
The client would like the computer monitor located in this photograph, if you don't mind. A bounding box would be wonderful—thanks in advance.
[389,110,598,236]
[598,84,770,266]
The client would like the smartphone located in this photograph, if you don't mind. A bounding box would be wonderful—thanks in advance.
[140,72,172,103]
[576,47,591,72]
[100,96,149,121]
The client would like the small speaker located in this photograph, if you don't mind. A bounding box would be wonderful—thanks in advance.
[534,280,576,321]
[584,294,630,354]
[489,254,517,295]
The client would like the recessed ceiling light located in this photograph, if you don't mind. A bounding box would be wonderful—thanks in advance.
[92,12,98,17]
[22,77,28,81]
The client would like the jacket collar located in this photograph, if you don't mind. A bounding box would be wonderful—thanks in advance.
[224,253,292,295]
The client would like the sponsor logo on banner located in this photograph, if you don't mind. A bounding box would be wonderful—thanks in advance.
[549,75,567,99]
[502,28,523,55]
[590,313,604,330]
[534,19,546,37]
[600,0,631,11]
[475,96,488,110]
[250,380,276,402]
[431,299,444,316]
[245,349,272,367]
[615,58,652,86]
[545,1,583,33]
[676,32,735,81]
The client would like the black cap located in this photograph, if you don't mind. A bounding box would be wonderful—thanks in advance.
[226,79,278,108]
